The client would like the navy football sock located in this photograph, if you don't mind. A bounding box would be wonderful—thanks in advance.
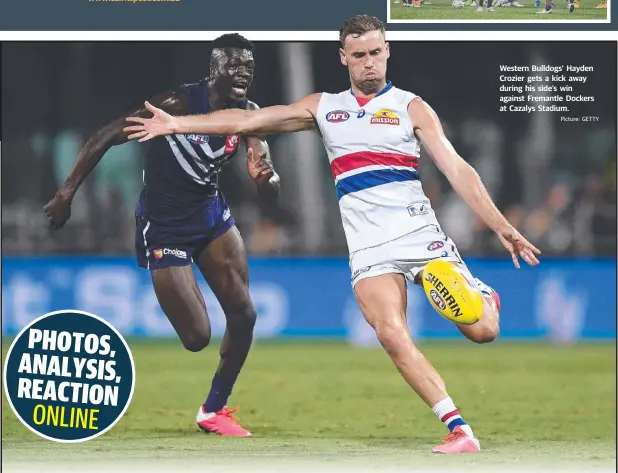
[204,373,235,413]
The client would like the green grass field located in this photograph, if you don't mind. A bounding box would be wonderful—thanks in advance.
[2,340,616,472]
[388,0,608,20]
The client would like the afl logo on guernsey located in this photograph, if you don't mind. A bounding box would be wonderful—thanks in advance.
[427,241,445,251]
[187,134,209,145]
[326,110,350,123]
[224,135,241,154]
[370,109,400,125]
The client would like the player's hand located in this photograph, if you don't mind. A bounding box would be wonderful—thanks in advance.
[43,190,73,230]
[124,101,178,142]
[247,146,275,184]
[495,223,541,268]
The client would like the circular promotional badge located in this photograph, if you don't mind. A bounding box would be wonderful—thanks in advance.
[3,310,135,443]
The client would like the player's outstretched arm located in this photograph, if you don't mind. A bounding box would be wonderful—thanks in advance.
[123,94,321,142]
[43,91,188,229]
[410,98,541,268]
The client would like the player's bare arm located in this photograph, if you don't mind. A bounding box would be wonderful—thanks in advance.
[43,90,189,229]
[244,101,280,198]
[409,97,541,268]
[124,93,321,141]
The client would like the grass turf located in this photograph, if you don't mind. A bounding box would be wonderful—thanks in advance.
[2,339,616,470]
[388,0,608,20]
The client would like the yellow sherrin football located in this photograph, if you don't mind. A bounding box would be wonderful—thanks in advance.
[421,260,483,325]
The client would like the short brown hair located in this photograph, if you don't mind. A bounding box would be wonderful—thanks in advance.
[339,15,385,47]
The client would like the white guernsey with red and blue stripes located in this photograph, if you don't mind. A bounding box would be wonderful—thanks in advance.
[316,83,441,253]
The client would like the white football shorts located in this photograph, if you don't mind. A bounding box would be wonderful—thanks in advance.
[349,224,473,288]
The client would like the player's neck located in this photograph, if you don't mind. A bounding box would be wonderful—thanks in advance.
[350,79,388,100]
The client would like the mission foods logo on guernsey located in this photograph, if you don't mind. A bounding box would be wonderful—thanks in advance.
[370,109,400,125]
[224,135,240,154]
[326,111,350,123]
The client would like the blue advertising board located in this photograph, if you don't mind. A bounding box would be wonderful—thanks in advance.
[2,257,615,344]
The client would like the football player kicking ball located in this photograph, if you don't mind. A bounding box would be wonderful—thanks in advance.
[124,15,541,453]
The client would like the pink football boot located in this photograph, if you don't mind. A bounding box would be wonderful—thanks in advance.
[432,426,480,454]
[196,405,251,437]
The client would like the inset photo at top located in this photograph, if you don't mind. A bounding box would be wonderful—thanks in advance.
[388,0,608,21]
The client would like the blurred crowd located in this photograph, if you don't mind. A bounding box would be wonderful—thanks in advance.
[2,122,615,258]
[2,41,616,258]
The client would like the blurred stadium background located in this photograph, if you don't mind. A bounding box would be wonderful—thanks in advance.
[1,40,616,469]
[2,41,616,343]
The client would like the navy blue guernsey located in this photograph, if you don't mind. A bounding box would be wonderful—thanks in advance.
[137,79,247,226]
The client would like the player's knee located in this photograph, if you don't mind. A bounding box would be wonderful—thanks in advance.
[472,295,500,344]
[374,318,408,348]
[234,306,257,332]
[226,303,257,334]
[182,335,211,352]
[181,325,212,352]
[471,325,499,344]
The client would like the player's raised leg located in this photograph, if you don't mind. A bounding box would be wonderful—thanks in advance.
[194,225,256,437]
[354,273,480,454]
[416,265,501,344]
[134,213,214,353]
[151,266,213,352]
[456,276,500,344]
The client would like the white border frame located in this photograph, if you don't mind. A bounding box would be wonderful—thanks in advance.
[0,31,616,40]
[0,28,616,460]
[386,0,611,23]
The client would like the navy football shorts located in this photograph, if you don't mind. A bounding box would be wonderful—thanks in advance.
[135,192,235,270]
